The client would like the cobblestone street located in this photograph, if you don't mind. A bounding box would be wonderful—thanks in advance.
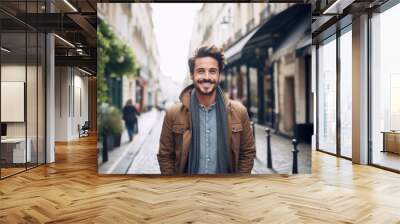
[98,110,311,175]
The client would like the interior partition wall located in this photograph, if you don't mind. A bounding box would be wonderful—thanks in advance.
[0,1,46,179]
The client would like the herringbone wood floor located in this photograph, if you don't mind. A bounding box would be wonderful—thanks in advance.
[1,134,400,224]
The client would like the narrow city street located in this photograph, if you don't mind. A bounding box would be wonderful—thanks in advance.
[98,109,164,174]
[99,109,311,175]
[126,111,164,174]
[96,3,314,176]
[252,124,311,174]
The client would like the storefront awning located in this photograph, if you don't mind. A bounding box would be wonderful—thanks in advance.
[243,4,311,61]
[295,33,312,57]
[224,28,258,64]
[296,34,312,50]
[271,17,310,61]
[224,4,311,65]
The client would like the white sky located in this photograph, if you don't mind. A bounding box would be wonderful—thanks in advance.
[151,3,203,84]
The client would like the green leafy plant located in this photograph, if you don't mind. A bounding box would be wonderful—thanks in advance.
[98,103,123,136]
[97,19,138,104]
[97,23,109,104]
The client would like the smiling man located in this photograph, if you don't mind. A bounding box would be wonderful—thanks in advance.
[157,45,256,175]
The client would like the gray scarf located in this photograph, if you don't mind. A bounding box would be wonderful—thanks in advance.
[187,86,230,174]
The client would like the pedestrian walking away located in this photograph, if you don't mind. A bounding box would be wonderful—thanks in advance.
[123,99,140,142]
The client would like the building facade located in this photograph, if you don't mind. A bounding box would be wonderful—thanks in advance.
[97,3,161,112]
[189,3,312,141]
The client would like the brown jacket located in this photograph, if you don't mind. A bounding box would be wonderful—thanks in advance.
[157,85,256,175]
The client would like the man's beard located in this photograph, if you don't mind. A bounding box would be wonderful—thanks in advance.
[195,79,218,96]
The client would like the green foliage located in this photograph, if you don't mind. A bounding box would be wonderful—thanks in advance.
[107,37,137,78]
[98,103,124,136]
[97,22,109,104]
[97,20,138,104]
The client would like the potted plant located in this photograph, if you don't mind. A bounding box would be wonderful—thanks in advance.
[98,103,123,161]
[110,107,123,147]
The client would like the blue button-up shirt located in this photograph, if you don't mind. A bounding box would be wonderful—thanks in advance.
[197,102,218,174]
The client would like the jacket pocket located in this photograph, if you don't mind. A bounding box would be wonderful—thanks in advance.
[172,124,186,149]
[172,124,186,169]
[231,123,243,171]
[231,123,243,151]
[172,124,186,134]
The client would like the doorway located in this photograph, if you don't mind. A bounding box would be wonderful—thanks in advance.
[283,76,295,134]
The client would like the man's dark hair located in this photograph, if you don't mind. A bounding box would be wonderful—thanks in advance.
[188,45,225,75]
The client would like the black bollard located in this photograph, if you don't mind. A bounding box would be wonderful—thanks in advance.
[292,139,298,174]
[102,134,109,163]
[266,128,272,168]
[251,121,255,138]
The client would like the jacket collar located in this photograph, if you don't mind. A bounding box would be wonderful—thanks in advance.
[179,84,231,110]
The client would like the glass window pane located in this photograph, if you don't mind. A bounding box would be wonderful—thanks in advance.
[371,3,400,171]
[38,32,45,165]
[0,0,46,179]
[1,31,27,177]
[318,36,337,154]
[27,31,38,169]
[340,28,352,158]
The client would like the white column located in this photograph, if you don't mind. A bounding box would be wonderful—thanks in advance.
[46,32,55,163]
[54,67,73,141]
[352,14,369,164]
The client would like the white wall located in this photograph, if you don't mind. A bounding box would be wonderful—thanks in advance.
[54,67,89,141]
[122,76,136,107]
[1,65,41,137]
[1,65,26,136]
[72,73,89,138]
[54,66,68,141]
[2,63,46,164]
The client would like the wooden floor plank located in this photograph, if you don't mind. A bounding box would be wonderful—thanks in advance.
[0,134,399,223]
